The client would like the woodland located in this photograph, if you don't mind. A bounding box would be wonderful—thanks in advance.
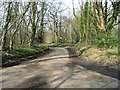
[0,0,119,68]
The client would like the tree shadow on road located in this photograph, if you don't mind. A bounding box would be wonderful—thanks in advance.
[52,47,119,88]
[2,49,53,68]
[53,62,80,88]
[65,47,119,80]
[14,74,51,89]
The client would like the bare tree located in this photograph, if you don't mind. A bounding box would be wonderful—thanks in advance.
[1,2,12,50]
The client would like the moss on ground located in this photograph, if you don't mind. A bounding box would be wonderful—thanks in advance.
[2,45,49,65]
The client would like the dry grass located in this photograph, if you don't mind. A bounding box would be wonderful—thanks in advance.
[80,46,118,69]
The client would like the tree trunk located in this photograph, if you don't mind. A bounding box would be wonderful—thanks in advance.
[91,1,106,31]
[30,2,37,46]
[1,2,11,50]
[38,0,46,43]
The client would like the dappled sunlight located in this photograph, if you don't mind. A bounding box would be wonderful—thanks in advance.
[1,0,119,88]
[1,47,119,88]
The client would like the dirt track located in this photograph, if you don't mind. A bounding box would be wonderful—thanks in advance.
[0,47,119,88]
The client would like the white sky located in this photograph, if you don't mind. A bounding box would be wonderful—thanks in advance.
[63,0,78,10]
[62,0,111,17]
[0,0,112,17]
[60,0,79,17]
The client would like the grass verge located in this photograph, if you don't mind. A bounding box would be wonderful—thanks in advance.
[2,45,49,67]
[75,44,118,70]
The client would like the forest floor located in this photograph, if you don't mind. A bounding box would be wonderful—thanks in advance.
[1,46,119,89]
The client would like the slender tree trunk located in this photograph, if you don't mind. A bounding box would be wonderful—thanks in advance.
[38,0,46,43]
[85,1,89,45]
[9,3,30,49]
[30,2,37,46]
[104,0,108,32]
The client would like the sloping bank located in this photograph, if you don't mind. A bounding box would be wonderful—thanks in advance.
[75,46,119,70]
[2,45,50,67]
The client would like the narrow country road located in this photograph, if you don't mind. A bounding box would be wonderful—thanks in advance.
[1,47,119,88]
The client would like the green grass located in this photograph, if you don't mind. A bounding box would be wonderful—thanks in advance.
[11,45,48,57]
[2,45,49,64]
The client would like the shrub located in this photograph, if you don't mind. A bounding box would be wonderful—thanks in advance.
[92,32,118,48]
